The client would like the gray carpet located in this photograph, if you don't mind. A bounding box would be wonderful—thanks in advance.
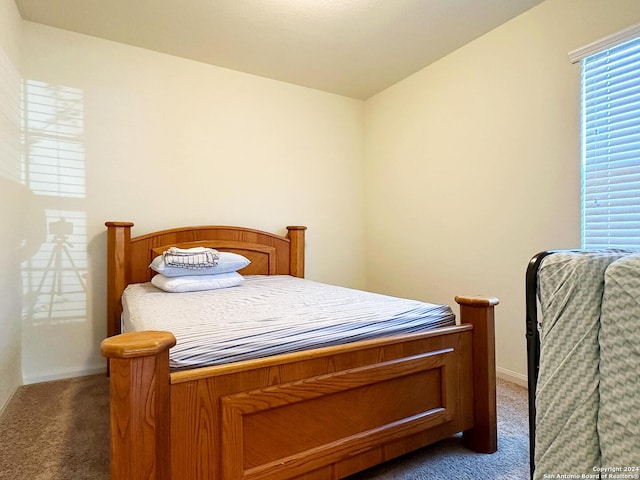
[0,376,529,479]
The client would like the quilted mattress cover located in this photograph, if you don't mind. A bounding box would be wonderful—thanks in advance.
[534,250,630,479]
[122,275,455,370]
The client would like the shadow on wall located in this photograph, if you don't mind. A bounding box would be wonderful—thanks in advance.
[0,51,91,384]
[20,79,87,328]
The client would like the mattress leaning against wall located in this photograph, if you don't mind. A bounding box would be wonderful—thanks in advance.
[598,253,640,469]
[533,250,630,480]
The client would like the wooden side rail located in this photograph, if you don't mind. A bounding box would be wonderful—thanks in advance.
[101,331,176,480]
[456,295,499,453]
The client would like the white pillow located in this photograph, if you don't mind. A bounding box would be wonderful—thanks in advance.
[150,252,250,277]
[151,272,244,293]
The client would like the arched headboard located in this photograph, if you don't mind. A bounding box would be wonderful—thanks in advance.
[105,222,307,338]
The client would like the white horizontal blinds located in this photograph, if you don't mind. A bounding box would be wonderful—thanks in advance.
[582,35,640,248]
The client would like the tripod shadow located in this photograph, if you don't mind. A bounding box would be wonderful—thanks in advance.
[22,214,88,326]
[35,219,86,318]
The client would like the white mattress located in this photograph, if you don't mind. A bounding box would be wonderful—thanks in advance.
[122,275,455,370]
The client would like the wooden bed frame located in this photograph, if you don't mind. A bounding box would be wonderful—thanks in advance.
[100,221,499,480]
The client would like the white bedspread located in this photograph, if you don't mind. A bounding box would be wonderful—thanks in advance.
[122,275,455,369]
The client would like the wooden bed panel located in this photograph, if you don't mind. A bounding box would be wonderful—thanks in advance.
[234,368,446,462]
[150,241,277,277]
[168,329,473,480]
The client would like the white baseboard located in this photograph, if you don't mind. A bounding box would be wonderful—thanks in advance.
[22,365,107,385]
[0,387,18,418]
[496,366,528,388]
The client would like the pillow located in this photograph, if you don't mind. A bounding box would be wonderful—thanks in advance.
[150,251,250,277]
[151,272,244,293]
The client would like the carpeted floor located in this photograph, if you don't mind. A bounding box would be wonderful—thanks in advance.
[0,374,109,480]
[0,375,529,479]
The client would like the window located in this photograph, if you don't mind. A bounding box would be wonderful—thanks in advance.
[579,30,640,249]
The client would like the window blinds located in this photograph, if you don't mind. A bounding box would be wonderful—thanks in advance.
[581,35,640,248]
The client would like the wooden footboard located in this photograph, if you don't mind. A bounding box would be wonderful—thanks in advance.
[101,296,497,480]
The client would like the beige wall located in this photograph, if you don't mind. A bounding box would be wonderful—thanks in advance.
[19,22,366,383]
[0,0,24,411]
[364,0,640,382]
[7,0,640,387]
[0,0,21,61]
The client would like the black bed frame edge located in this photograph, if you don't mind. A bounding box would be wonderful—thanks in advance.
[526,249,584,479]
[525,250,554,479]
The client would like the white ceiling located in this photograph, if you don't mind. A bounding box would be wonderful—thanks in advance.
[14,0,544,99]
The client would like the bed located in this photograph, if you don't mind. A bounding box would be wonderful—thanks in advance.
[525,249,640,480]
[100,221,499,480]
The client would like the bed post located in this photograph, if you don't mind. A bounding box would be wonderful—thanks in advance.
[101,331,176,480]
[455,295,499,454]
[105,221,134,337]
[287,225,306,278]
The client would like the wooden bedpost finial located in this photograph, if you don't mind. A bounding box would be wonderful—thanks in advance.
[454,295,500,307]
[101,330,176,359]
